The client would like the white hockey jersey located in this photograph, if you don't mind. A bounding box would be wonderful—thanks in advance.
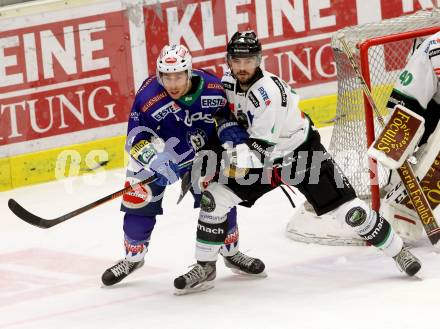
[221,69,311,166]
[393,31,440,109]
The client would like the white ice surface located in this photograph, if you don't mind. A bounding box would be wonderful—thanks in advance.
[1,127,440,329]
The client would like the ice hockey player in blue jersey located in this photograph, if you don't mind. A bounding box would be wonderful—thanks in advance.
[101,44,265,286]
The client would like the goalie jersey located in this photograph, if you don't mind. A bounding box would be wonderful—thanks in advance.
[388,31,440,144]
[127,69,229,173]
[221,68,311,165]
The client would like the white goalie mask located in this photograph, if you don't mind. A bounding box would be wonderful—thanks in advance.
[156,44,192,85]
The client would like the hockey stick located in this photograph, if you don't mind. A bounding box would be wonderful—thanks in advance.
[177,171,191,204]
[280,185,296,208]
[8,159,193,229]
[338,35,440,245]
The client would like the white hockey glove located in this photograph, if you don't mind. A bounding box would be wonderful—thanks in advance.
[130,139,180,186]
[221,144,264,178]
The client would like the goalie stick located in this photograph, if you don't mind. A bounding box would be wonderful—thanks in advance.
[338,35,440,245]
[8,159,193,229]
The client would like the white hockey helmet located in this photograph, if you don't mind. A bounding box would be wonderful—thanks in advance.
[156,44,192,84]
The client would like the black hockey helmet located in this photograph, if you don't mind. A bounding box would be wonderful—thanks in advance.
[227,31,262,58]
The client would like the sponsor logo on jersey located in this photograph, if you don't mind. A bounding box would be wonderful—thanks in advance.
[207,83,224,90]
[124,239,145,254]
[224,227,239,245]
[122,178,152,209]
[364,216,384,241]
[222,81,234,91]
[183,109,215,127]
[151,101,181,121]
[129,111,140,121]
[130,139,155,165]
[200,212,225,224]
[399,70,413,86]
[187,128,207,151]
[142,91,168,112]
[201,191,216,212]
[184,95,194,102]
[270,76,287,107]
[250,140,272,157]
[248,91,260,108]
[425,39,439,53]
[257,86,271,106]
[201,95,227,108]
[429,48,440,59]
[197,223,224,235]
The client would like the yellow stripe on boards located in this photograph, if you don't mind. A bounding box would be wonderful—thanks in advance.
[300,93,337,128]
[0,135,126,191]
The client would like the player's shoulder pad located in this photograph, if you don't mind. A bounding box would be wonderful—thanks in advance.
[246,78,272,110]
[136,75,161,96]
[135,77,171,114]
[251,72,289,109]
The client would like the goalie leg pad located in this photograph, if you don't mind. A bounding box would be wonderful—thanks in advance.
[333,198,403,257]
[381,181,423,243]
[378,118,440,243]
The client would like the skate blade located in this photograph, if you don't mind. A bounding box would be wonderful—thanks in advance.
[174,281,214,295]
[411,272,423,281]
[229,268,268,278]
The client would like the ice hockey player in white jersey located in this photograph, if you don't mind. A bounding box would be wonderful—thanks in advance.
[173,31,422,294]
[381,31,440,242]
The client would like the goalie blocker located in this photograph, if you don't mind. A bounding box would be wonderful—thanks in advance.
[367,104,425,170]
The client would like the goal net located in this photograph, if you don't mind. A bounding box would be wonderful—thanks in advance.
[286,9,440,246]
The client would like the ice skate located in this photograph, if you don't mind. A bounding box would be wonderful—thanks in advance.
[174,262,216,295]
[224,251,267,277]
[101,259,145,286]
[393,246,421,277]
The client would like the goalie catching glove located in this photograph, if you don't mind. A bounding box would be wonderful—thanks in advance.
[130,139,180,186]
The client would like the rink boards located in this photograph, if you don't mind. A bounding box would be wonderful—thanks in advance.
[0,0,433,190]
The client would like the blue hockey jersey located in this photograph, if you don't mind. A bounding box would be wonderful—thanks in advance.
[126,69,229,174]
